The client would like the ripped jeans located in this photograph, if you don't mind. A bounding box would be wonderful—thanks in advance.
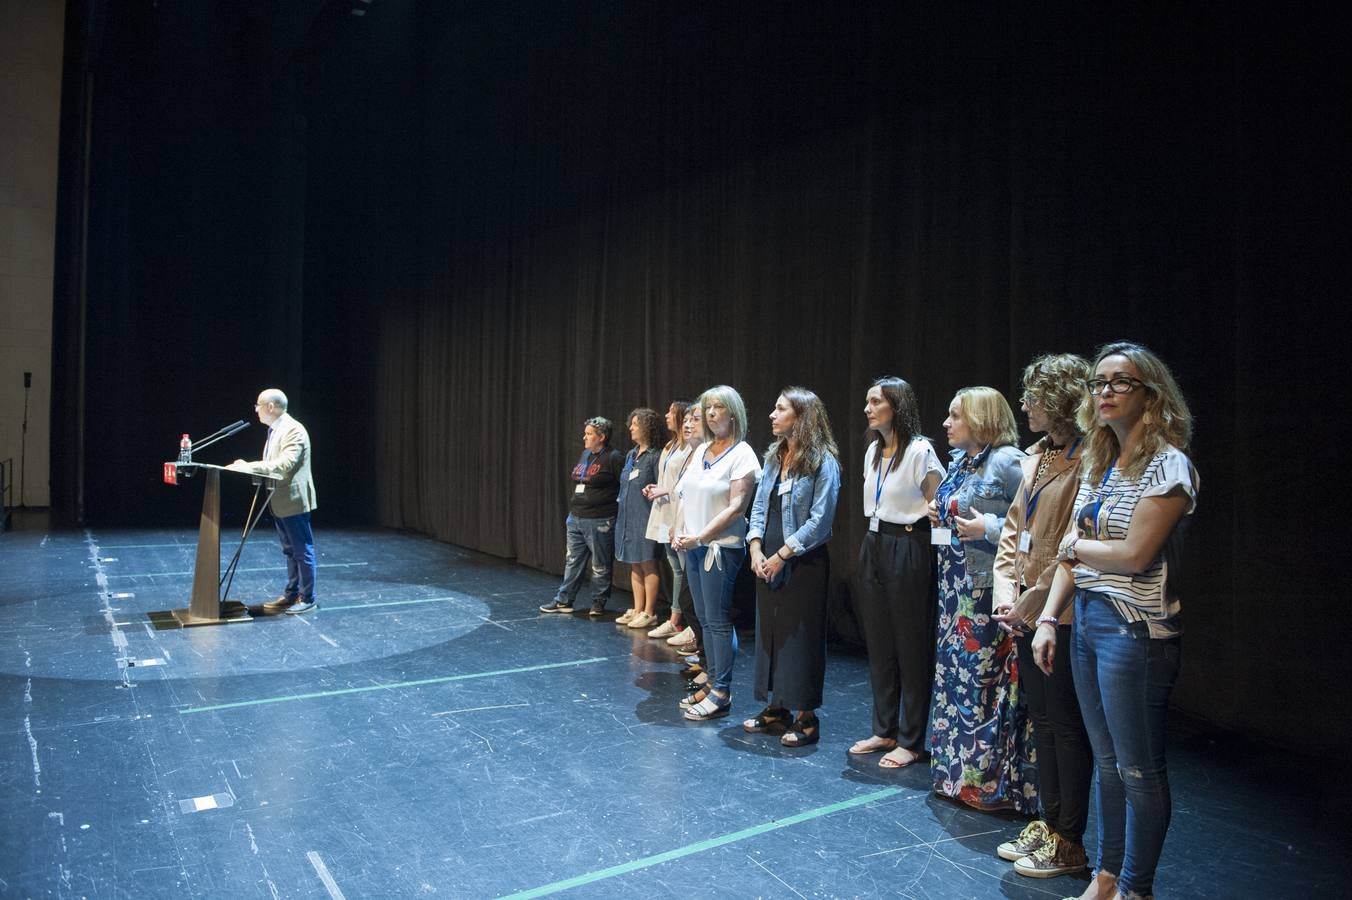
[553,514,615,609]
[1072,590,1180,898]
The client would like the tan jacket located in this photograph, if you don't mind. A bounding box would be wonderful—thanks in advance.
[248,412,316,518]
[992,437,1082,627]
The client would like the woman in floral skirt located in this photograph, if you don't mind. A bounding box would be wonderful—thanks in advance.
[927,387,1031,811]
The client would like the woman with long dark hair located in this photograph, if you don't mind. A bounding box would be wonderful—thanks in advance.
[744,387,841,746]
[849,377,945,768]
[1031,342,1198,900]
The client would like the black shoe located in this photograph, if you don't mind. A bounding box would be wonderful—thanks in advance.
[588,601,607,617]
[539,600,575,613]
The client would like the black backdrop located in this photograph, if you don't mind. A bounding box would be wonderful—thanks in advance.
[53,2,1346,752]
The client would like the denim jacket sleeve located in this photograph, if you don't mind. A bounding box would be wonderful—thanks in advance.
[784,454,841,554]
[746,456,777,543]
[978,446,1027,545]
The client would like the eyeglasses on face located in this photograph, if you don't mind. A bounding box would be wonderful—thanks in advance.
[1086,376,1146,396]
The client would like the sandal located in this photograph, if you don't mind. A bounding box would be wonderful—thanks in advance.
[781,712,820,747]
[742,706,791,734]
[879,747,922,769]
[683,692,730,721]
[848,735,897,756]
[678,688,709,710]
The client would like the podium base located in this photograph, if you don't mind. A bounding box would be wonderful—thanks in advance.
[169,600,253,627]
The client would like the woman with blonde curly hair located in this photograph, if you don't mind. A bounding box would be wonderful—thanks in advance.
[744,387,842,746]
[1031,341,1198,900]
[991,354,1093,878]
[927,386,1029,809]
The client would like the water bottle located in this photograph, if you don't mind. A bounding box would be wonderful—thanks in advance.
[179,433,192,464]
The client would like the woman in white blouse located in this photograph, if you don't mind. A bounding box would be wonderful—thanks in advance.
[672,385,760,721]
[1032,341,1198,900]
[848,377,945,767]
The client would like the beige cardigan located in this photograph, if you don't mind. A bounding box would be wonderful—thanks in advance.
[992,437,1082,628]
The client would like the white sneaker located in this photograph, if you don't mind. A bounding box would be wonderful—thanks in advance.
[615,609,636,625]
[647,620,679,639]
[627,612,655,629]
[666,626,695,646]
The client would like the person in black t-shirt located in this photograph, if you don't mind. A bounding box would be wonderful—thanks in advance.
[540,417,625,616]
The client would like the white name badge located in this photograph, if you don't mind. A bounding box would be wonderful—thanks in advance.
[1018,531,1032,553]
[931,527,952,546]
[629,469,640,480]
[574,483,586,494]
[778,479,794,496]
[869,515,880,532]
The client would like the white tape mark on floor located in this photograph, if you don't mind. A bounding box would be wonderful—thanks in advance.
[307,851,347,900]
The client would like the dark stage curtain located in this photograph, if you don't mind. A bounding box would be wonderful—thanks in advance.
[59,2,1346,751]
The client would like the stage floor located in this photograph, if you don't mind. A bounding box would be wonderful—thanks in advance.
[0,524,1344,898]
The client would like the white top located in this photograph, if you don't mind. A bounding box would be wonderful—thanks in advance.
[863,437,945,523]
[644,443,696,543]
[1071,446,1199,638]
[676,440,761,546]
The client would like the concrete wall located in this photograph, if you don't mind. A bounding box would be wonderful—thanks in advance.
[0,1,64,508]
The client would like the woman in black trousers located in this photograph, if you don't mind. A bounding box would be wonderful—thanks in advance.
[849,377,946,768]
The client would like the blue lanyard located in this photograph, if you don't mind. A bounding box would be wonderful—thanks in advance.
[577,452,597,484]
[703,440,739,470]
[1024,436,1081,525]
[873,443,899,511]
[1092,462,1114,539]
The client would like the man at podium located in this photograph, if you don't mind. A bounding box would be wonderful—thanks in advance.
[230,389,319,614]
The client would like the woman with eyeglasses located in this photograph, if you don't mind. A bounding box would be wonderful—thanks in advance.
[927,387,1030,811]
[1031,342,1198,900]
[672,386,760,721]
[990,354,1093,879]
[744,387,841,746]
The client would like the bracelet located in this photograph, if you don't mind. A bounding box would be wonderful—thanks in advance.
[777,548,791,561]
[1036,616,1059,628]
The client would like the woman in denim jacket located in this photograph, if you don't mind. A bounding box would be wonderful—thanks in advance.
[745,387,841,746]
[927,387,1032,811]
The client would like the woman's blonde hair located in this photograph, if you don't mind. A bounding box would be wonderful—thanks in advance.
[1079,341,1192,481]
[699,385,749,442]
[1021,353,1089,443]
[953,387,1019,449]
[763,386,839,476]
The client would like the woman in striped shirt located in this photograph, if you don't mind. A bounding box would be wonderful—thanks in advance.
[1032,341,1198,900]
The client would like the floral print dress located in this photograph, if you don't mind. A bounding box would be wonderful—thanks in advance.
[929,451,1036,812]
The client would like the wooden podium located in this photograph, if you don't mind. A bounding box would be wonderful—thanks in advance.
[163,462,278,627]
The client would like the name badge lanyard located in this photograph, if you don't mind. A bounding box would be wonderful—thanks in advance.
[1023,436,1082,527]
[703,440,739,470]
[577,451,598,484]
[936,447,985,526]
[873,447,899,517]
[1092,462,1115,539]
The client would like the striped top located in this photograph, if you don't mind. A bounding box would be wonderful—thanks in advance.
[1070,446,1199,638]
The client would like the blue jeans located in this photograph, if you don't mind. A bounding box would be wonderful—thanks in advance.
[1072,590,1180,896]
[273,511,316,601]
[553,514,615,608]
[685,545,743,696]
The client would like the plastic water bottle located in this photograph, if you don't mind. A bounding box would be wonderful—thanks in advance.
[179,434,192,464]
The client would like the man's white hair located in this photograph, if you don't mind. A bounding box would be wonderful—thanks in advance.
[259,388,288,411]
